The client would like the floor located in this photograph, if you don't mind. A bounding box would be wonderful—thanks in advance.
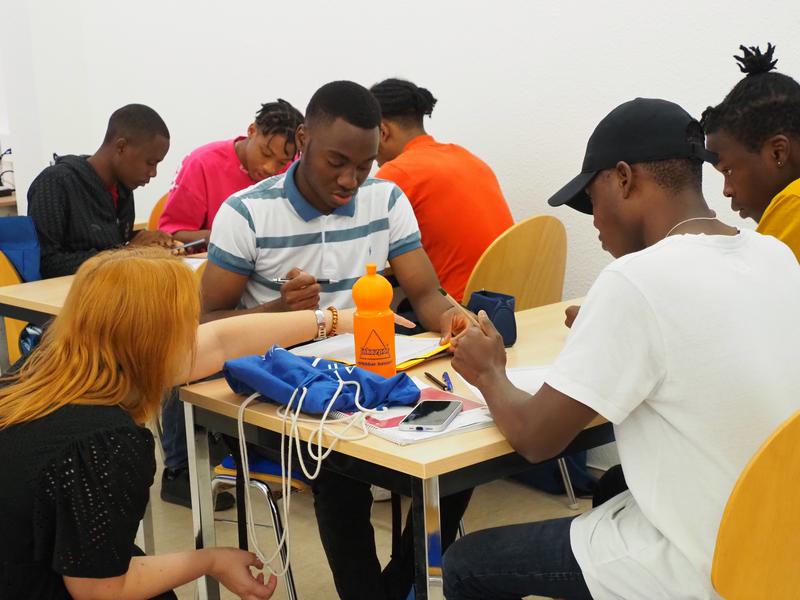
[148,460,592,600]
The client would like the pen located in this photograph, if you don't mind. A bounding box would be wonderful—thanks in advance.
[270,277,331,284]
[442,371,454,392]
[424,371,448,390]
[438,287,480,327]
[172,238,206,252]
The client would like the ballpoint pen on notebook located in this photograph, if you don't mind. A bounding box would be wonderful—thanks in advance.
[424,371,448,390]
[442,371,454,392]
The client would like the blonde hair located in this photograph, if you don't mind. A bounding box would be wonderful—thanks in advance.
[0,247,199,428]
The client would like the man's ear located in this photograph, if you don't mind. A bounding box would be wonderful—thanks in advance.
[379,121,390,143]
[764,134,790,168]
[246,122,257,138]
[615,161,634,198]
[114,137,128,155]
[295,124,308,154]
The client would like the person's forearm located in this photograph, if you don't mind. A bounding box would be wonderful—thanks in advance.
[478,373,546,461]
[65,550,215,600]
[410,289,452,332]
[200,299,287,324]
[187,310,332,382]
[173,229,210,244]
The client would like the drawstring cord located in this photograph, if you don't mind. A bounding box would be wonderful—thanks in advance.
[235,377,386,575]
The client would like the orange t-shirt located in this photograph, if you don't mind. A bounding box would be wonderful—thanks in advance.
[377,135,513,302]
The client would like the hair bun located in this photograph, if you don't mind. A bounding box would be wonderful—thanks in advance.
[415,87,438,116]
[735,43,778,76]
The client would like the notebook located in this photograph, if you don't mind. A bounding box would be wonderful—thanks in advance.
[290,333,449,371]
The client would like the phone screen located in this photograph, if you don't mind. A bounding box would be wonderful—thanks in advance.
[401,400,461,427]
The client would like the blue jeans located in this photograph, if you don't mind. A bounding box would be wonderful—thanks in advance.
[442,517,592,600]
[161,388,188,471]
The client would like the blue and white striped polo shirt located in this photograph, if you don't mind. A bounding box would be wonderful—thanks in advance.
[208,161,422,310]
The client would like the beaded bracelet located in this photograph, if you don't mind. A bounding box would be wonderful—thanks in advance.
[326,306,339,336]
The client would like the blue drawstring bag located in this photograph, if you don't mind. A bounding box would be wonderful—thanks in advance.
[223,346,420,414]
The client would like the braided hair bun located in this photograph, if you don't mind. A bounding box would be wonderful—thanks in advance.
[735,43,778,76]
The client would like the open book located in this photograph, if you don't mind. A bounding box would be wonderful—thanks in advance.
[332,379,494,445]
[290,333,449,371]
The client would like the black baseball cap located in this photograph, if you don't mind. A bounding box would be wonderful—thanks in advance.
[547,98,718,214]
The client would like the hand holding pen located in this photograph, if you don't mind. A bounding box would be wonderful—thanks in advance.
[171,238,206,255]
[275,267,323,311]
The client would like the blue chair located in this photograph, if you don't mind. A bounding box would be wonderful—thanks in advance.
[0,216,42,366]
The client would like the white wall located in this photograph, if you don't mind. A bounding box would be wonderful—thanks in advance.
[2,0,799,297]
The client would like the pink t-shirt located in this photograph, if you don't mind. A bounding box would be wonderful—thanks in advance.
[159,137,254,234]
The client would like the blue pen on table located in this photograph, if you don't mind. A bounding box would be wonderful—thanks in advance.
[442,371,454,392]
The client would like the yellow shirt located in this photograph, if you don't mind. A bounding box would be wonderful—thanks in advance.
[757,177,800,262]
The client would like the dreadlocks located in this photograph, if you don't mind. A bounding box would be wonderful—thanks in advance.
[254,99,304,154]
[701,43,800,151]
[370,79,437,127]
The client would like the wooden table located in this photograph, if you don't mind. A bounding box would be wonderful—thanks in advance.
[0,275,72,325]
[0,253,207,327]
[181,299,612,600]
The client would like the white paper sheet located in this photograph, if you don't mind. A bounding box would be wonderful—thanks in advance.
[290,333,444,366]
[459,365,551,401]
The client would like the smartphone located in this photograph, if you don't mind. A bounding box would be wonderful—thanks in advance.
[398,400,462,432]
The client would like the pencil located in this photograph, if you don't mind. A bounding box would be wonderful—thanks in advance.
[424,371,448,390]
[438,287,480,327]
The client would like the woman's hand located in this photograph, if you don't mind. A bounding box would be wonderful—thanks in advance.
[208,548,276,600]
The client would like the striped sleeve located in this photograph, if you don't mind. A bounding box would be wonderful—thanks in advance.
[207,196,258,275]
[386,185,422,259]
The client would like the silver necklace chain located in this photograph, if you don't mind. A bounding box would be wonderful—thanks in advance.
[665,216,718,237]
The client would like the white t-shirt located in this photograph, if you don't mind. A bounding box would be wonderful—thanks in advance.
[544,230,800,599]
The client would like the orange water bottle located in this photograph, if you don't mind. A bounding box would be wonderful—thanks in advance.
[352,263,396,378]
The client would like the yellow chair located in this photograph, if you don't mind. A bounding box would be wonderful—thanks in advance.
[711,409,800,599]
[461,215,575,508]
[0,251,26,365]
[147,192,169,231]
[462,214,567,311]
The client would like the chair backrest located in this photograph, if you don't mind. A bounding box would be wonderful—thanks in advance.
[711,409,800,599]
[462,214,566,311]
[0,216,41,282]
[0,250,26,365]
[148,193,169,231]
